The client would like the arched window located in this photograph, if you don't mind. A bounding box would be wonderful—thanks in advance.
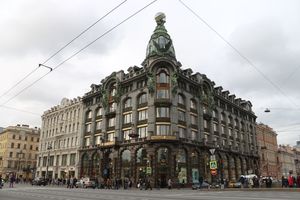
[109,83,116,97]
[136,148,147,164]
[81,154,89,177]
[121,150,131,178]
[86,110,92,120]
[136,148,148,180]
[92,153,100,177]
[176,149,187,184]
[156,69,170,99]
[124,98,132,108]
[191,151,199,183]
[96,107,102,117]
[178,94,185,105]
[157,147,168,162]
[138,93,147,105]
[156,71,169,83]
[190,99,197,110]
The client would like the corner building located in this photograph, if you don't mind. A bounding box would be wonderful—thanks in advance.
[79,14,259,187]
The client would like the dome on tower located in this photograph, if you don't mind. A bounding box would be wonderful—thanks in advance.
[144,12,176,63]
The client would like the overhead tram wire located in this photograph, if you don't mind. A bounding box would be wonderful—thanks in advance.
[1,105,41,116]
[0,66,40,99]
[178,0,299,108]
[0,0,158,107]
[0,0,128,101]
[41,0,128,65]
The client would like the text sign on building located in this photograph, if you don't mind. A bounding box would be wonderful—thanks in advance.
[209,160,218,170]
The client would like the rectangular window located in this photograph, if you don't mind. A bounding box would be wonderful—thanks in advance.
[96,121,101,130]
[84,137,90,147]
[191,130,197,140]
[95,135,102,145]
[49,156,54,166]
[107,132,115,142]
[138,110,148,121]
[108,117,115,127]
[123,130,131,141]
[213,123,218,132]
[178,127,186,138]
[56,155,60,166]
[85,124,92,133]
[156,89,169,99]
[109,102,116,112]
[156,125,170,136]
[228,128,232,136]
[62,154,67,166]
[138,126,148,138]
[156,107,170,118]
[70,153,76,166]
[178,110,185,121]
[221,126,225,134]
[191,115,197,125]
[123,113,132,124]
[9,152,13,158]
[43,157,47,167]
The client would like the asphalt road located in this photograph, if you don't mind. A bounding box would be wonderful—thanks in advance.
[0,186,299,200]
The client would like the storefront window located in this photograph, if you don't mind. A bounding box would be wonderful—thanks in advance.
[92,153,100,177]
[177,149,187,184]
[121,150,131,178]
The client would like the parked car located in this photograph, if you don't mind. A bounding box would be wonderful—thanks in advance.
[228,181,242,188]
[192,181,210,189]
[75,178,96,189]
[32,178,47,186]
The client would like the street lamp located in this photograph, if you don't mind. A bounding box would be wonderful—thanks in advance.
[45,144,52,180]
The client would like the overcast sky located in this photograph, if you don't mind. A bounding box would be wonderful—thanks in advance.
[0,0,300,145]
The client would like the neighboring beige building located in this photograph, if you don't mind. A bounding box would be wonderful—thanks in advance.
[36,97,82,179]
[293,142,300,175]
[0,124,40,180]
[256,123,281,179]
[278,145,296,177]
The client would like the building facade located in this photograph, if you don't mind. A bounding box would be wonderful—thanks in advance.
[36,97,83,179]
[278,145,296,177]
[256,123,281,179]
[78,14,259,187]
[0,124,40,181]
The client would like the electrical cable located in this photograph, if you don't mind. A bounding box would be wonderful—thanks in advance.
[0,0,158,108]
[178,0,299,108]
[0,0,128,102]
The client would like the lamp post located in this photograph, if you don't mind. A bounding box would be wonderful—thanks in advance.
[46,144,52,180]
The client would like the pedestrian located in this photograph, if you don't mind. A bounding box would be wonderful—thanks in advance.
[0,175,3,189]
[288,175,294,188]
[9,173,15,188]
[167,178,172,189]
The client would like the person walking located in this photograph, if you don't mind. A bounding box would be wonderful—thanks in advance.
[288,175,294,188]
[0,175,3,189]
[167,179,172,190]
[9,173,15,188]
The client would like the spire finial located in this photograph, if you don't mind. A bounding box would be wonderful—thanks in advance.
[155,12,166,26]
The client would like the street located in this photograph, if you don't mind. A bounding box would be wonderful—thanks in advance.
[0,186,299,200]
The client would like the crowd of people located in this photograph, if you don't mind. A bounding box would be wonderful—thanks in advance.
[281,175,300,188]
